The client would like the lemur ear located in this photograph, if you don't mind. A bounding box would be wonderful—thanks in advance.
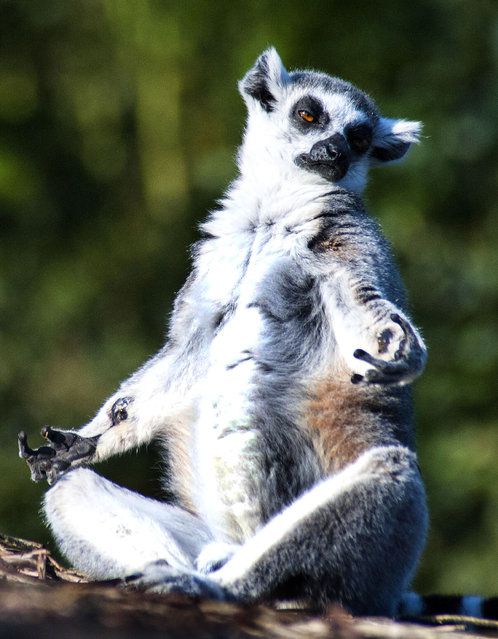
[370,118,422,163]
[239,47,290,112]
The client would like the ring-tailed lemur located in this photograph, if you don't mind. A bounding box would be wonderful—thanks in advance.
[19,48,430,616]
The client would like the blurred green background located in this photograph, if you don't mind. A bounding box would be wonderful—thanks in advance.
[1,0,497,595]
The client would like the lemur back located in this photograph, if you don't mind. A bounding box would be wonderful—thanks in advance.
[20,48,435,616]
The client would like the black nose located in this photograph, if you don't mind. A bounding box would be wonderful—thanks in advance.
[307,134,350,181]
[294,133,352,182]
[310,134,349,164]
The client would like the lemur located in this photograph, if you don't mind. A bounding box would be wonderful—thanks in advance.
[19,48,430,617]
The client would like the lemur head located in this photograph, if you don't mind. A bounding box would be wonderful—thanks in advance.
[238,48,421,193]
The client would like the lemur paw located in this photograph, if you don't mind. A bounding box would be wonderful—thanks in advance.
[125,561,228,600]
[351,313,426,386]
[18,428,99,485]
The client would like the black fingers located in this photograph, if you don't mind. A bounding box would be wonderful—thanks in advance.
[18,430,57,463]
[18,430,63,483]
[390,313,417,360]
[353,348,391,369]
[18,431,56,460]
[41,426,79,450]
[18,428,100,485]
[351,373,364,384]
[390,313,413,335]
[18,431,38,459]
[364,362,413,384]
[351,358,414,385]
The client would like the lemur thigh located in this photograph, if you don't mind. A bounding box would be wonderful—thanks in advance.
[43,468,213,579]
[213,445,427,614]
[134,446,427,616]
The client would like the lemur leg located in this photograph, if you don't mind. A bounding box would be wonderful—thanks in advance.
[43,467,214,580]
[216,446,427,613]
[130,446,427,616]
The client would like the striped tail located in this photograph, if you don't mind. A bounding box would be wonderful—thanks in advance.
[399,592,498,621]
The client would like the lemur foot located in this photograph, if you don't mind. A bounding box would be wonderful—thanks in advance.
[18,427,99,485]
[351,313,426,385]
[195,541,239,574]
[125,561,228,600]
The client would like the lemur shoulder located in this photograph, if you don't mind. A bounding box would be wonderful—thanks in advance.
[20,48,434,616]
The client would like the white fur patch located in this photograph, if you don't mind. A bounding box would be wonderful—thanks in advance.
[44,468,213,578]
[375,117,422,145]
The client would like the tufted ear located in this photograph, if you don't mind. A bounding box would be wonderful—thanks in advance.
[239,47,290,112]
[371,118,422,163]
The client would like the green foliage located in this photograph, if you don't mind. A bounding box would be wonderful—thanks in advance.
[1,0,497,594]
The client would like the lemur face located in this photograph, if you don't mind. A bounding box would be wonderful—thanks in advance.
[239,48,421,193]
[290,88,376,184]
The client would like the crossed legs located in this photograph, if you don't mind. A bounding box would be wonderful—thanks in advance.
[43,468,213,579]
[43,445,427,616]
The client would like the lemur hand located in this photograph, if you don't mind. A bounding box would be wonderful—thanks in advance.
[351,313,426,385]
[18,427,99,485]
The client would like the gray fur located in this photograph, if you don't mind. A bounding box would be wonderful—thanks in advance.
[24,48,428,616]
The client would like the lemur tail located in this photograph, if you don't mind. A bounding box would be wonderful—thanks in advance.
[398,592,498,622]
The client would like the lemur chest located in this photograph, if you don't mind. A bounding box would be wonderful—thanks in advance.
[191,213,327,541]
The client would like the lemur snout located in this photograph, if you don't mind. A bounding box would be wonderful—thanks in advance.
[310,134,348,161]
[296,134,351,181]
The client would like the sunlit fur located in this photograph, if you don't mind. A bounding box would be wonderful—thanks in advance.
[40,48,431,616]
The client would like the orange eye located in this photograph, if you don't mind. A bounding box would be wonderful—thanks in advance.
[298,110,315,123]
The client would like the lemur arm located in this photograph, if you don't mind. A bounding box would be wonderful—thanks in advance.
[305,207,426,386]
[19,343,199,485]
[19,267,212,485]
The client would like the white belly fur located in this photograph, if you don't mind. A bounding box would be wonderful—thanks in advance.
[192,306,266,542]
